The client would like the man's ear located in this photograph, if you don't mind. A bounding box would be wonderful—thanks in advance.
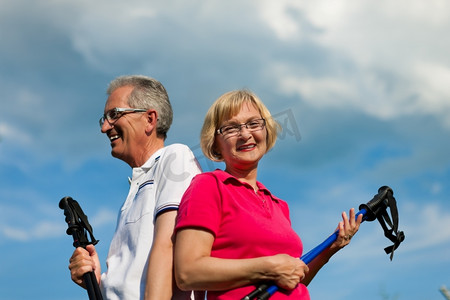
[145,109,158,133]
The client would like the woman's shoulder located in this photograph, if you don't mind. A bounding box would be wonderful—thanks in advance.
[193,169,223,181]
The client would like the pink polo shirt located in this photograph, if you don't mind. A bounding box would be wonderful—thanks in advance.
[176,169,310,300]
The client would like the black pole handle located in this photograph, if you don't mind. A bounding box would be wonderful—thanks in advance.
[358,185,391,221]
[242,185,405,300]
[60,196,103,300]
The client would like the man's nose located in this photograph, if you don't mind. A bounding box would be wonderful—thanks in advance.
[101,120,113,133]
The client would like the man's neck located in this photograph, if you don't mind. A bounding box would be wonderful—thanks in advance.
[129,138,165,168]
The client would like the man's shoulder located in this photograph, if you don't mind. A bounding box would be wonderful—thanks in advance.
[163,143,192,152]
[158,144,202,174]
[159,143,197,160]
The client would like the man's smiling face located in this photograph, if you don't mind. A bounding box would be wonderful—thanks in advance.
[101,85,147,166]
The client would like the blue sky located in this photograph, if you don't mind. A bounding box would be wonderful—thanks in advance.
[1,1,449,299]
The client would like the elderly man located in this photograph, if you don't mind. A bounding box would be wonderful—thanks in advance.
[68,75,201,300]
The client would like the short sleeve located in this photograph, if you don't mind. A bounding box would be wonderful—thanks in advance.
[175,173,223,237]
[153,144,201,219]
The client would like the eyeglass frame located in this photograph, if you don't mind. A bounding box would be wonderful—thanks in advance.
[99,107,148,128]
[216,118,266,137]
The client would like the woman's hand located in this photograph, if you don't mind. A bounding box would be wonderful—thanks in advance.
[175,228,308,292]
[331,208,363,251]
[269,254,309,290]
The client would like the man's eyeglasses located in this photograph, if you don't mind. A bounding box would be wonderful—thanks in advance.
[99,107,147,128]
[216,118,266,137]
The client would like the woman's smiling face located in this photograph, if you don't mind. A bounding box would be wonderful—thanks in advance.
[215,101,267,171]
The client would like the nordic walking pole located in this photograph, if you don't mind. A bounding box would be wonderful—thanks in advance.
[242,186,405,300]
[60,196,103,300]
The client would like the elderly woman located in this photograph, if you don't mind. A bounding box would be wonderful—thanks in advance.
[174,90,362,299]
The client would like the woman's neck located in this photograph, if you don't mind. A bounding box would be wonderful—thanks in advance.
[224,165,258,191]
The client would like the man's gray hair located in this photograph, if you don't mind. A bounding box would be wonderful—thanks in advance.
[107,75,173,140]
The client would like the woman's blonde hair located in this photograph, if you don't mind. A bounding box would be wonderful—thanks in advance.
[200,89,280,161]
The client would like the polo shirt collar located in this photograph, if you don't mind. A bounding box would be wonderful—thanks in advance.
[130,147,164,183]
[138,147,164,171]
[214,169,281,203]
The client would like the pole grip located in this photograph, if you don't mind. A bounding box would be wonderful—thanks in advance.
[60,196,103,300]
[359,186,392,221]
[240,186,403,300]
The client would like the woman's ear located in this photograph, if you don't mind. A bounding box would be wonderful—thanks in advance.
[212,143,221,159]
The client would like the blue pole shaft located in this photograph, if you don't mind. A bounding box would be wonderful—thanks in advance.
[302,209,367,264]
[256,209,367,300]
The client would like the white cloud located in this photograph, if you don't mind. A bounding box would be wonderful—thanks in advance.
[301,0,450,64]
[91,208,118,228]
[430,182,443,195]
[0,222,66,242]
[412,61,450,127]
[258,0,450,126]
[1,85,43,148]
[0,205,116,242]
[0,122,32,146]
[258,0,305,40]
[290,179,450,262]
[334,200,450,266]
[278,74,359,108]
[401,202,450,252]
[1,226,29,241]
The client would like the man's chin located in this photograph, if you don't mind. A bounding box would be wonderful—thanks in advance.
[110,148,123,160]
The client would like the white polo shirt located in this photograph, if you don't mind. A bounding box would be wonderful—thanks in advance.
[101,143,201,300]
